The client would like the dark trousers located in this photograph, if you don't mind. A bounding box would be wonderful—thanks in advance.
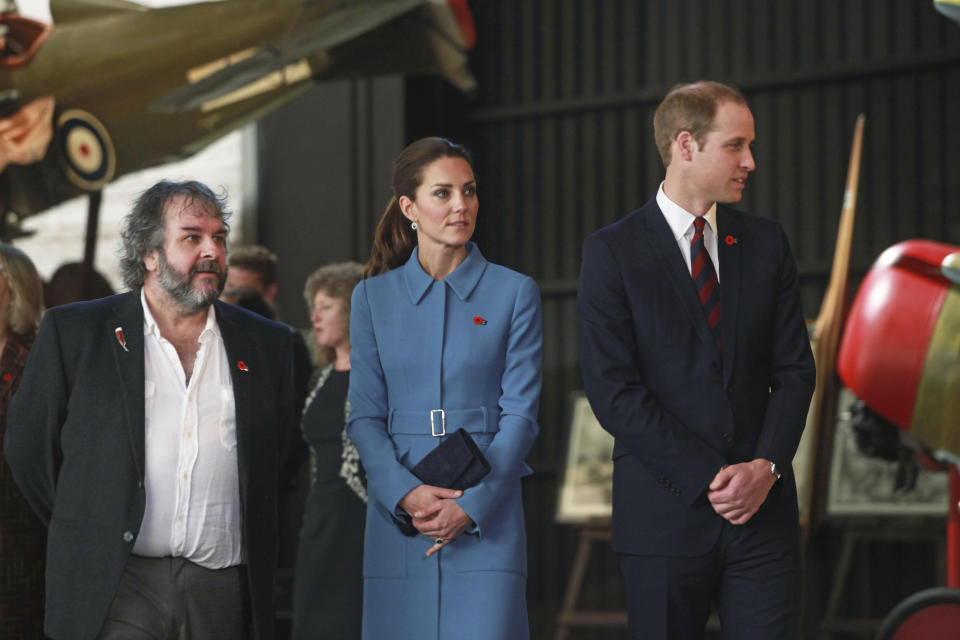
[619,520,799,640]
[96,555,249,640]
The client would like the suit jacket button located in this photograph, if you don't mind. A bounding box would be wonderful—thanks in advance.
[122,531,134,543]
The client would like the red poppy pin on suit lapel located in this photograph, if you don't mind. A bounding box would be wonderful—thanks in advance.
[473,316,487,325]
[237,361,249,372]
[725,234,738,246]
[115,327,129,352]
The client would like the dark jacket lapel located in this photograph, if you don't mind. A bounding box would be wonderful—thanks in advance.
[109,292,146,480]
[717,206,743,386]
[635,200,719,357]
[214,301,255,506]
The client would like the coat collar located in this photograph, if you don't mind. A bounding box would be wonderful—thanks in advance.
[403,241,488,305]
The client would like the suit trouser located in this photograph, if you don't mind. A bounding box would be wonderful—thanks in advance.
[619,519,799,640]
[96,555,249,640]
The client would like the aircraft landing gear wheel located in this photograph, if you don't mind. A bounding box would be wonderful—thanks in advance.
[55,109,116,191]
[874,587,960,640]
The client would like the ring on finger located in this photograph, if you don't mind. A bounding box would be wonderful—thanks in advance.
[434,537,445,545]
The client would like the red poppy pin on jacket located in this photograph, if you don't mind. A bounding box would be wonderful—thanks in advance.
[114,327,129,352]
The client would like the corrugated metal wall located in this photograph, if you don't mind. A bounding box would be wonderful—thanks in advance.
[415,1,960,637]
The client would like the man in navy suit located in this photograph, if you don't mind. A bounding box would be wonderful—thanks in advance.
[577,81,815,639]
[5,180,296,639]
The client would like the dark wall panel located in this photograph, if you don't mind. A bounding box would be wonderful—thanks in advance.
[257,77,403,327]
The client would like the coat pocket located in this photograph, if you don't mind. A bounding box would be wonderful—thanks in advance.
[452,484,526,575]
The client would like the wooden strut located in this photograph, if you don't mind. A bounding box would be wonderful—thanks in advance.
[805,114,865,535]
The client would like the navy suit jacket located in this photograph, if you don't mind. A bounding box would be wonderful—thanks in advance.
[577,198,815,556]
[4,292,297,640]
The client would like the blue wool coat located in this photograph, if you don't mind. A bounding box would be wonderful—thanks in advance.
[347,243,542,640]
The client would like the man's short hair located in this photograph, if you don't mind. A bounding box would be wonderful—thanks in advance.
[228,245,278,287]
[118,180,230,291]
[653,81,747,167]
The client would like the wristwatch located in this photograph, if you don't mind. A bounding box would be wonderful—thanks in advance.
[770,461,782,481]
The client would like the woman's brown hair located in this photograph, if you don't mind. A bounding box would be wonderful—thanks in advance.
[364,137,474,278]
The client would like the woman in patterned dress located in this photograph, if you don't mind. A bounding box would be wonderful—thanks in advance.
[291,261,367,639]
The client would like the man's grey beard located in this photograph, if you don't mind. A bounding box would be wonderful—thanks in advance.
[157,251,226,313]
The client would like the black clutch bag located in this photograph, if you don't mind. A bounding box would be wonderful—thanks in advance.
[396,428,491,536]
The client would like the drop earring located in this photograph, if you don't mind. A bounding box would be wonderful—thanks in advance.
[411,221,418,230]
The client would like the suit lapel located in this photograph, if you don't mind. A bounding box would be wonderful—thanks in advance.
[109,292,146,480]
[717,206,743,386]
[636,202,719,357]
[214,302,254,506]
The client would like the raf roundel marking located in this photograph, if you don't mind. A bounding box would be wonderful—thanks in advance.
[55,109,117,191]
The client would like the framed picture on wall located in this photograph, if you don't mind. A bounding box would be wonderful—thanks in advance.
[556,393,615,523]
[826,387,948,516]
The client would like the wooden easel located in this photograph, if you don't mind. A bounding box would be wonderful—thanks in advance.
[554,519,626,640]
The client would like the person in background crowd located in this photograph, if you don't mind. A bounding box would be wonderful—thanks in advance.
[43,261,114,308]
[0,243,46,638]
[224,245,280,308]
[5,180,298,640]
[347,137,543,639]
[291,261,366,640]
[220,287,277,321]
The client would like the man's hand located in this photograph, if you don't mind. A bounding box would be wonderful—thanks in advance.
[707,459,777,525]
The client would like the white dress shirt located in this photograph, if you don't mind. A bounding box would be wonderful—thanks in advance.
[656,182,721,282]
[133,291,243,568]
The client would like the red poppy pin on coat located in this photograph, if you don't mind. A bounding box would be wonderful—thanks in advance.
[725,235,738,246]
[237,361,249,372]
[114,326,129,352]
[473,316,487,325]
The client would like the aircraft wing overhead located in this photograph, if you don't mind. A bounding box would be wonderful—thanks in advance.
[52,0,149,23]
[149,0,426,114]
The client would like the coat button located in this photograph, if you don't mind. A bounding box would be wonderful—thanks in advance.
[122,531,134,543]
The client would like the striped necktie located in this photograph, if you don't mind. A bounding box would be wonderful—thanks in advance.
[691,217,722,352]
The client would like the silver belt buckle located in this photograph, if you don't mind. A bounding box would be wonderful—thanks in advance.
[430,409,446,437]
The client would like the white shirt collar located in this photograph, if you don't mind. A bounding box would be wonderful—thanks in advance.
[141,288,220,341]
[656,181,718,241]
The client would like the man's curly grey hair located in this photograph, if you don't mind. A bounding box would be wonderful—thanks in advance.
[118,180,231,291]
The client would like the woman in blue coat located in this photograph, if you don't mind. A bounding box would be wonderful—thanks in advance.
[347,137,542,640]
